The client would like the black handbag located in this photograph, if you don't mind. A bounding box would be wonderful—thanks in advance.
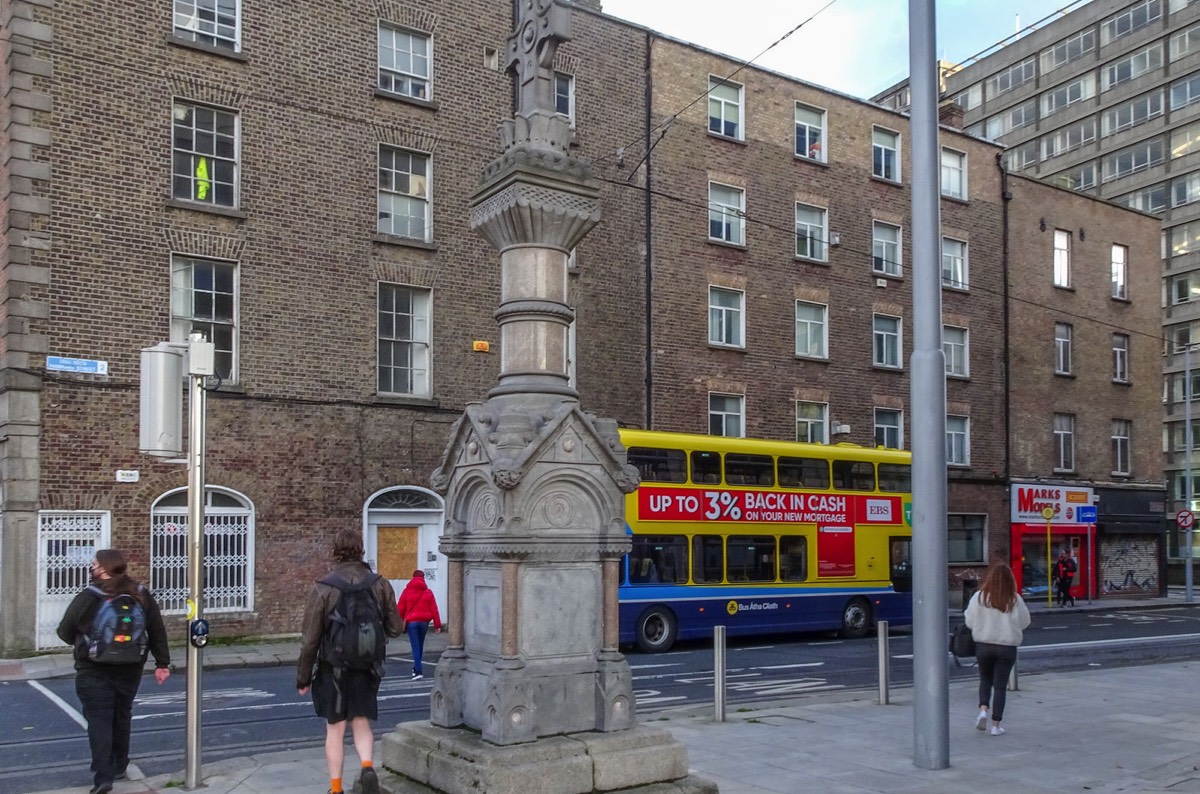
[951,623,976,658]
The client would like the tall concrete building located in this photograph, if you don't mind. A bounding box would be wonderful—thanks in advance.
[875,0,1196,571]
[0,0,1164,653]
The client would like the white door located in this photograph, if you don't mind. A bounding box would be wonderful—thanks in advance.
[364,487,446,619]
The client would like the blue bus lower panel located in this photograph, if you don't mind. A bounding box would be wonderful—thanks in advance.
[618,585,913,645]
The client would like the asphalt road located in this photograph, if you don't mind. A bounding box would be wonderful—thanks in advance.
[4,605,1199,793]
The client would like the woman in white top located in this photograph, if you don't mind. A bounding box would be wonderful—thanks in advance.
[964,562,1031,736]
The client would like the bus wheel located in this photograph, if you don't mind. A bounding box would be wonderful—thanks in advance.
[635,606,678,653]
[839,597,871,639]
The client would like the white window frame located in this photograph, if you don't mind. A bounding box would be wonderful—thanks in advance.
[1113,333,1131,382]
[378,145,432,241]
[986,57,1036,98]
[709,392,745,438]
[1102,139,1164,182]
[1112,419,1132,476]
[173,0,240,51]
[708,77,743,140]
[946,415,970,466]
[1119,184,1167,212]
[796,401,829,444]
[1101,91,1163,136]
[378,283,432,398]
[941,148,967,199]
[795,300,828,359]
[172,100,239,207]
[872,127,900,181]
[708,286,745,348]
[1054,229,1072,287]
[1042,118,1097,160]
[1171,22,1200,60]
[1055,322,1074,375]
[874,408,903,450]
[171,255,239,382]
[1102,43,1163,91]
[554,71,575,124]
[873,222,902,276]
[708,182,745,245]
[1111,244,1129,299]
[795,203,828,261]
[941,237,968,289]
[1173,120,1200,158]
[1054,413,1076,472]
[955,84,982,111]
[1174,173,1200,207]
[1042,29,1095,73]
[943,325,969,378]
[795,103,826,162]
[1042,74,1096,117]
[378,23,432,100]
[1171,72,1200,110]
[873,313,902,369]
[1103,0,1162,44]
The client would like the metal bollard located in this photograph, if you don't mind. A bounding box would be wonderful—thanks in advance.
[877,620,890,705]
[714,625,726,722]
[1009,655,1019,691]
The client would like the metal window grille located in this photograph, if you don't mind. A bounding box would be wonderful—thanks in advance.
[36,511,109,649]
[151,503,253,614]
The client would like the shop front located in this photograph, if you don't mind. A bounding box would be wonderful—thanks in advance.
[1009,483,1095,606]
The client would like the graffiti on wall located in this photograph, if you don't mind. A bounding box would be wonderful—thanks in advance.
[1098,536,1158,595]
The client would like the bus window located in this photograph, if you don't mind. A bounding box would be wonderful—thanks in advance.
[878,463,911,493]
[778,456,830,489]
[725,453,773,486]
[832,460,875,491]
[630,535,687,584]
[726,535,776,582]
[780,536,808,582]
[691,451,722,484]
[692,534,724,582]
[628,447,687,483]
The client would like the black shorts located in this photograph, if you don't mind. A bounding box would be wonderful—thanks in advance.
[311,664,380,724]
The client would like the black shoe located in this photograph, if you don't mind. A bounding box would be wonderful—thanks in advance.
[360,766,380,794]
[114,767,128,780]
[89,784,113,794]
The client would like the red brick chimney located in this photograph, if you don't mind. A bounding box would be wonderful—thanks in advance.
[939,100,964,130]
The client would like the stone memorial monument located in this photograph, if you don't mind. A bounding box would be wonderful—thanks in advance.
[379,1,717,792]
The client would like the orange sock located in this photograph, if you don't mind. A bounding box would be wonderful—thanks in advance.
[330,778,343,793]
[362,760,374,768]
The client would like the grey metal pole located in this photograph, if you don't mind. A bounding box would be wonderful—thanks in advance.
[1187,345,1194,603]
[908,0,950,771]
[184,333,207,789]
[713,625,726,722]
[877,620,890,705]
[1087,524,1093,604]
[1008,656,1019,691]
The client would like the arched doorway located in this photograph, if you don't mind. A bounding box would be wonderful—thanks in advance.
[364,487,446,618]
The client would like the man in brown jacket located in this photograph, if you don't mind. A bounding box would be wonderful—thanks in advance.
[297,529,403,794]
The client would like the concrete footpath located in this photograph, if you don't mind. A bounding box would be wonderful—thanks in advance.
[8,592,1200,793]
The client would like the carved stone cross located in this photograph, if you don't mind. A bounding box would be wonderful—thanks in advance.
[507,0,571,116]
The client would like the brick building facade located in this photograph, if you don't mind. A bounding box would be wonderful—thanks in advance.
[0,0,1164,652]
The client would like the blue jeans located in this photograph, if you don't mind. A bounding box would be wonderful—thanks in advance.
[407,621,429,675]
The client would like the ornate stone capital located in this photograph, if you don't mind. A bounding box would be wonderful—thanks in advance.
[470,162,600,253]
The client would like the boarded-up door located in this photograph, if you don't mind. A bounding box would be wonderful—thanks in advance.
[377,526,418,581]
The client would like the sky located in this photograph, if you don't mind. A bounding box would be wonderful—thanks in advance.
[599,0,1080,99]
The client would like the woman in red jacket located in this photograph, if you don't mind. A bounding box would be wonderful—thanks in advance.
[396,570,441,680]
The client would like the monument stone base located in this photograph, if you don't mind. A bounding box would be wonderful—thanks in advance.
[380,721,718,794]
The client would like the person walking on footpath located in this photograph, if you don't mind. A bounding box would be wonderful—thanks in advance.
[297,529,403,794]
[397,569,441,680]
[964,561,1031,737]
[1054,550,1077,607]
[56,549,171,794]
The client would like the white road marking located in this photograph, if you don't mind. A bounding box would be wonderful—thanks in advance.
[757,662,824,670]
[28,680,87,730]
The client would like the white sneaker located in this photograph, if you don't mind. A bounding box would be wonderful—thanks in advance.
[990,725,1005,736]
[411,672,423,681]
[975,711,988,731]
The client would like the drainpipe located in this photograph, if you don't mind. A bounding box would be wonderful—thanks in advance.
[643,31,654,429]
[995,152,1012,482]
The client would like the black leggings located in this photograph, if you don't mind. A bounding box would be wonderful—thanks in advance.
[976,642,1018,722]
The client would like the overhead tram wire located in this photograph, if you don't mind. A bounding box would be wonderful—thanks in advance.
[598,0,844,178]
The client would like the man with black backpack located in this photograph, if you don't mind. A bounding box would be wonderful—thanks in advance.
[297,529,403,794]
[56,548,171,794]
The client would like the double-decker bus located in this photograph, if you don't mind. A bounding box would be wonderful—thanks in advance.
[618,429,913,652]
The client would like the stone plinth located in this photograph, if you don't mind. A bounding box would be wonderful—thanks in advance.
[381,722,717,794]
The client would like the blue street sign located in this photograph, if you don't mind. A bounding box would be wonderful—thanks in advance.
[1076,505,1097,524]
[46,356,108,375]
